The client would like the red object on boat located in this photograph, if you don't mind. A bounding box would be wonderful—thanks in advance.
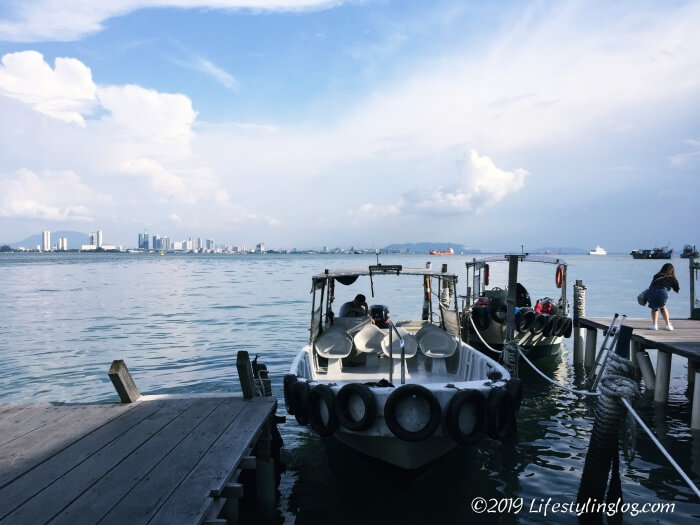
[429,247,454,255]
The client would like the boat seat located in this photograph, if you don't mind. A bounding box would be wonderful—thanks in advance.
[314,326,354,359]
[416,323,458,359]
[380,327,418,359]
[332,317,369,333]
[353,323,385,353]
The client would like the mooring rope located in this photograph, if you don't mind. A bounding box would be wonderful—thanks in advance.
[517,346,600,397]
[467,313,502,354]
[620,397,700,499]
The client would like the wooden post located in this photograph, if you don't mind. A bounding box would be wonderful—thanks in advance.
[637,350,656,392]
[654,350,672,403]
[220,483,244,524]
[236,351,257,399]
[690,258,700,320]
[584,328,597,369]
[689,359,696,386]
[692,371,700,430]
[256,420,276,516]
[108,360,140,403]
[630,340,640,380]
[506,255,518,342]
[573,280,586,365]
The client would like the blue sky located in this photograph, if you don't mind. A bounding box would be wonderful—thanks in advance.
[0,0,699,251]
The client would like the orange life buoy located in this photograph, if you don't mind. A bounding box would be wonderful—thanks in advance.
[555,265,564,289]
[483,264,490,286]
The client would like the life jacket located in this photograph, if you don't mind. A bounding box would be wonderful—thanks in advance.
[476,297,490,307]
[534,298,558,315]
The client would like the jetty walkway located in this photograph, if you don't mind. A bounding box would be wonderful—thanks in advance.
[0,358,277,524]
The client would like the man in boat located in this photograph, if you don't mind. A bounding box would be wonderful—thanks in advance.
[339,294,371,318]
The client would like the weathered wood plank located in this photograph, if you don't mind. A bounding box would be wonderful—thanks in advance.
[108,360,141,403]
[0,403,135,488]
[0,404,79,447]
[48,398,226,525]
[150,398,275,525]
[99,397,260,525]
[0,400,165,516]
[2,398,198,524]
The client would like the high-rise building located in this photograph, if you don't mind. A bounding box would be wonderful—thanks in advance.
[152,235,161,251]
[42,231,50,251]
[138,232,149,250]
[255,243,265,253]
[206,239,214,251]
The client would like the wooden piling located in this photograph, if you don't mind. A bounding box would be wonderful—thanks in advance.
[573,280,586,365]
[654,351,673,403]
[692,371,700,430]
[108,360,141,403]
[584,328,597,368]
[236,351,257,399]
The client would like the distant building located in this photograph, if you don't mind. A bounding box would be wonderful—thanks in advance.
[255,243,265,253]
[56,237,68,251]
[138,232,149,250]
[89,231,103,248]
[206,239,214,251]
[42,231,51,251]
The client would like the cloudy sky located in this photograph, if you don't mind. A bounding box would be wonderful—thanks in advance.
[0,0,698,251]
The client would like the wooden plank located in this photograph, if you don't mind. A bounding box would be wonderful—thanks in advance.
[2,398,199,524]
[0,404,79,447]
[108,360,141,403]
[99,397,264,525]
[48,398,225,525]
[0,400,166,516]
[150,398,275,525]
[0,403,135,487]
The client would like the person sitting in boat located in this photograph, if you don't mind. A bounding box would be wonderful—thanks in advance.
[339,294,371,318]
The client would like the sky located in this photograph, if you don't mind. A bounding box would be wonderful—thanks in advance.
[0,0,699,251]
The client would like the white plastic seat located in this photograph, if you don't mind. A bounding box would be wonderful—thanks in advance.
[314,326,354,359]
[416,324,458,359]
[380,327,418,359]
[353,323,385,353]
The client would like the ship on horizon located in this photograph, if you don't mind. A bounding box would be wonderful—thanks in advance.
[429,247,454,255]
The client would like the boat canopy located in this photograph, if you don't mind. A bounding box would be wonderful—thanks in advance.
[465,254,567,267]
[313,265,459,284]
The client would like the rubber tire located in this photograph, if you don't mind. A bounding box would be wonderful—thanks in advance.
[489,298,507,324]
[515,308,536,333]
[335,383,377,431]
[472,306,490,331]
[445,389,487,445]
[543,314,557,336]
[291,380,311,426]
[506,378,523,420]
[530,313,546,335]
[283,374,298,415]
[554,315,568,337]
[384,384,442,442]
[307,384,339,437]
[487,387,515,440]
[563,317,573,338]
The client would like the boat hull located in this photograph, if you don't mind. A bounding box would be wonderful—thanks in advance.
[464,318,562,360]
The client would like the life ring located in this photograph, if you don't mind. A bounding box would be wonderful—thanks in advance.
[563,317,573,338]
[489,298,507,324]
[530,313,546,334]
[471,306,490,331]
[515,308,536,333]
[483,264,490,286]
[290,380,311,426]
[307,384,339,437]
[445,389,487,445]
[384,384,442,442]
[283,374,298,415]
[487,386,516,440]
[335,383,377,431]
[555,265,565,289]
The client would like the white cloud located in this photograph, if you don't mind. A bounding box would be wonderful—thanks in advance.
[0,50,96,125]
[0,168,109,221]
[0,1,347,42]
[669,139,700,168]
[169,213,182,223]
[193,58,239,90]
[122,158,192,202]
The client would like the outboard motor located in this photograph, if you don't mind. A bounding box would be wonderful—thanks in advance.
[370,305,390,328]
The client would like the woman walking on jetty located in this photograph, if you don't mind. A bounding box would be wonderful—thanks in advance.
[647,263,680,330]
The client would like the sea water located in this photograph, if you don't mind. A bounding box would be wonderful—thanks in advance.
[0,252,698,523]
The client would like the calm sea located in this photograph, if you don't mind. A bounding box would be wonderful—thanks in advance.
[1,252,698,523]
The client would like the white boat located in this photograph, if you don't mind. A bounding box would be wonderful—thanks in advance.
[462,255,571,360]
[285,264,520,469]
[589,245,607,255]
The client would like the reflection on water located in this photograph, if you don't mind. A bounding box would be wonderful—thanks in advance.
[0,253,698,523]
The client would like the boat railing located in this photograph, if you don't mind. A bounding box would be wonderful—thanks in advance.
[388,320,406,385]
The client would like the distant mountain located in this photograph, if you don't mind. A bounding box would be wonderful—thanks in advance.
[8,231,90,250]
[382,242,481,254]
[532,246,588,254]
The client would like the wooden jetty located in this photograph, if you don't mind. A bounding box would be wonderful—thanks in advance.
[0,358,278,524]
[577,316,700,429]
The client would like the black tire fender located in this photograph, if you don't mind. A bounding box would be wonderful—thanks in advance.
[489,298,507,324]
[335,383,377,431]
[514,308,535,333]
[543,315,557,336]
[445,389,487,445]
[472,306,490,331]
[384,384,442,442]
[291,380,311,426]
[530,313,546,335]
[487,386,516,440]
[307,384,339,437]
[563,317,573,338]
[283,374,298,415]
[554,315,568,337]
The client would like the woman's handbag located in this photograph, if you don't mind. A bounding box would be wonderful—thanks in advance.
[637,289,648,306]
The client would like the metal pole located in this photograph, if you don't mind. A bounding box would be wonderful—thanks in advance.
[506,255,518,341]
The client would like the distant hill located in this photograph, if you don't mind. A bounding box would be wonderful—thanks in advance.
[382,242,481,254]
[8,231,90,250]
[532,246,588,254]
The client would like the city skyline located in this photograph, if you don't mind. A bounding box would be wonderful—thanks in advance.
[0,1,699,251]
